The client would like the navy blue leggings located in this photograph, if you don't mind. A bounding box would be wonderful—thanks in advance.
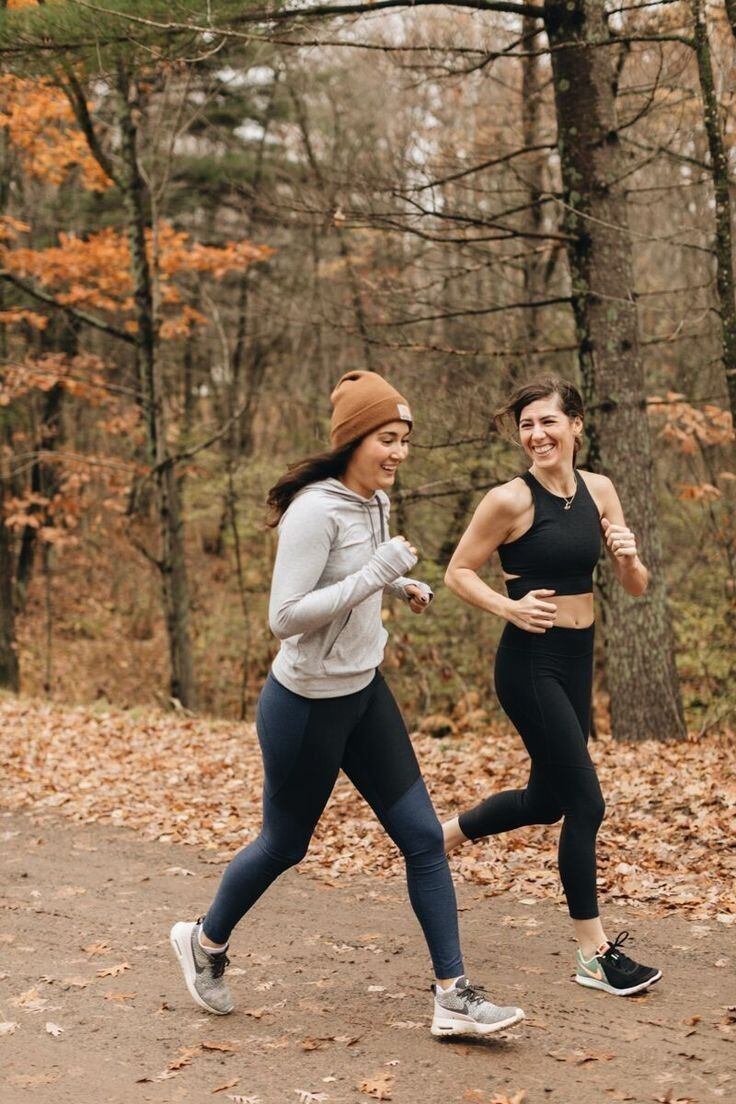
[459,623,604,921]
[204,671,464,978]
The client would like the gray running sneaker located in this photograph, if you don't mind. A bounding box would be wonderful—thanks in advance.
[431,975,524,1037]
[170,918,234,1015]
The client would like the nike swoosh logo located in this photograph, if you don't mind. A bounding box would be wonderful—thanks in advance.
[579,960,604,981]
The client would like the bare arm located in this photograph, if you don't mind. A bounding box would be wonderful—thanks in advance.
[597,476,649,597]
[444,483,558,633]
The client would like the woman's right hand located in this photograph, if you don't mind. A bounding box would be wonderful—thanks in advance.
[505,589,557,633]
[394,535,418,558]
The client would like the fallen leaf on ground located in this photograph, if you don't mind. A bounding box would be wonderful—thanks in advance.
[202,1041,238,1053]
[45,1022,63,1036]
[294,1092,329,1104]
[7,1072,59,1087]
[168,1045,202,1071]
[83,941,111,956]
[60,977,90,990]
[97,963,130,978]
[104,991,137,1002]
[548,1048,614,1065]
[358,1072,394,1100]
[11,986,49,1010]
[212,1078,240,1094]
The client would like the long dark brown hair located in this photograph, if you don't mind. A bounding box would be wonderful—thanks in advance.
[266,439,360,526]
[495,376,585,455]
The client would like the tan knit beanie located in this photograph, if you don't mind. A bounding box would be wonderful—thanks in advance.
[330,371,412,449]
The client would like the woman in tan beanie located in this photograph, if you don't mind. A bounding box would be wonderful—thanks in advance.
[171,370,524,1038]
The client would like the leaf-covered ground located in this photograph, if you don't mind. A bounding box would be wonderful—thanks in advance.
[1,695,734,921]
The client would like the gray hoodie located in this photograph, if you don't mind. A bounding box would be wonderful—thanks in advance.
[269,478,433,698]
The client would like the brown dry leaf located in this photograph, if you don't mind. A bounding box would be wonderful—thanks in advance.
[83,941,111,956]
[654,1094,694,1104]
[168,1045,202,1071]
[7,1072,59,1088]
[301,1037,330,1051]
[212,1078,240,1094]
[97,962,130,978]
[202,1040,238,1053]
[358,1072,394,1100]
[12,986,49,1010]
[104,991,137,1002]
[60,977,91,990]
[548,1048,614,1065]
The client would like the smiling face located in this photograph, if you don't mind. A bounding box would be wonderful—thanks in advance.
[342,420,411,498]
[517,393,582,471]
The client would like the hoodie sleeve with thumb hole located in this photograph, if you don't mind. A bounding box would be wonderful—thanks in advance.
[268,500,418,640]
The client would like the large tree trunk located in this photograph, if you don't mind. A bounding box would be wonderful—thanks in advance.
[544,0,686,741]
[117,72,196,709]
[691,0,736,428]
[0,467,19,692]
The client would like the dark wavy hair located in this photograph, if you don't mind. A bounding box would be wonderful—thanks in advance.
[266,439,361,526]
[495,377,585,454]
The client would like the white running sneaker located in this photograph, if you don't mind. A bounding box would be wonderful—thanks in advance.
[431,975,524,1037]
[170,918,234,1015]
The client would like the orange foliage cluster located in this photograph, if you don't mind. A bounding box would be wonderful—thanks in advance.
[649,393,735,502]
[0,353,111,406]
[0,76,111,191]
[1,223,274,336]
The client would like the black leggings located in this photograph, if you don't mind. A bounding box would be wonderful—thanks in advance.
[204,671,464,978]
[458,622,604,921]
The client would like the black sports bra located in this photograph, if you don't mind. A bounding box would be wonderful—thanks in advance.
[498,470,601,601]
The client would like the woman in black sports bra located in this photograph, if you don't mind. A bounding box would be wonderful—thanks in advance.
[443,377,662,998]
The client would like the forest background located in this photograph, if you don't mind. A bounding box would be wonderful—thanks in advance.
[0,0,734,747]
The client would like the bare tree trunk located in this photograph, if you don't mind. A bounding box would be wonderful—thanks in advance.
[544,0,686,741]
[521,13,546,356]
[0,465,19,692]
[725,0,736,38]
[16,315,74,605]
[117,70,196,709]
[691,0,736,427]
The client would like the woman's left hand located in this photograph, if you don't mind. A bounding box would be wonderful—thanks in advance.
[405,584,432,614]
[601,517,638,560]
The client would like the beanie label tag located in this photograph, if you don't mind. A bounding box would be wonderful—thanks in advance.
[397,403,412,422]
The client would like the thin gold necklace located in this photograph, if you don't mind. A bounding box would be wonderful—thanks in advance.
[533,469,578,510]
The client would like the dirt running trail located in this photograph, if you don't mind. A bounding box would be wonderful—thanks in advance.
[1,809,733,1104]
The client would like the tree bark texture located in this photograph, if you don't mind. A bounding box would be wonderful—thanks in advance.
[0,470,19,692]
[544,0,686,741]
[691,0,736,428]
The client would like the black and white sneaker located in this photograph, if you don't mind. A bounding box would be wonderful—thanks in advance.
[170,918,234,1014]
[431,975,525,1037]
[575,931,661,996]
